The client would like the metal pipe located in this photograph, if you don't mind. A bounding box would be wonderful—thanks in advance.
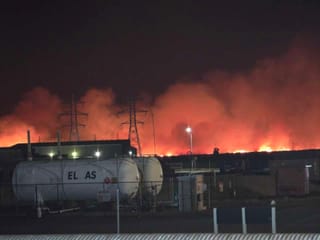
[44,207,80,214]
[150,109,157,155]
[190,131,193,154]
[116,188,120,234]
[27,130,32,161]
[57,131,62,159]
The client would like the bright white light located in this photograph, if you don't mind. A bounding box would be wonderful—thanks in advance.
[306,164,312,168]
[95,150,101,158]
[185,126,192,133]
[128,150,133,156]
[71,150,78,159]
[49,152,54,158]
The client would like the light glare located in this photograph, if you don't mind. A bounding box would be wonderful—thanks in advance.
[95,150,101,158]
[71,150,78,159]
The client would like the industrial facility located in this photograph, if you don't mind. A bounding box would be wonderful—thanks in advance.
[1,134,320,217]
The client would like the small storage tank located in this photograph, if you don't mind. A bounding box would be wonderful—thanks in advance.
[12,157,140,204]
[133,157,163,195]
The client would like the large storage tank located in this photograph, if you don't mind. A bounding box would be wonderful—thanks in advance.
[12,157,140,204]
[133,157,163,195]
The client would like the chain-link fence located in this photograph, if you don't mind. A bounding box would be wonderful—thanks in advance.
[0,173,283,216]
[0,179,164,216]
[2,177,320,233]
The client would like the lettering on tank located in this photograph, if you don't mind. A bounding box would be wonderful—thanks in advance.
[67,171,97,180]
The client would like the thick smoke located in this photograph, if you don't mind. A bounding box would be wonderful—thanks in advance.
[77,88,124,141]
[149,41,320,154]
[1,40,320,155]
[0,87,62,145]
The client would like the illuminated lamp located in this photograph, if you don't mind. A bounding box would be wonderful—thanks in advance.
[49,152,54,159]
[185,126,192,134]
[71,150,78,159]
[95,150,101,158]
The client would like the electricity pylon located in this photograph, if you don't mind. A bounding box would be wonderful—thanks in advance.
[118,98,147,156]
[59,94,88,141]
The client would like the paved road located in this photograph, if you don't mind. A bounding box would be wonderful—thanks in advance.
[1,198,320,234]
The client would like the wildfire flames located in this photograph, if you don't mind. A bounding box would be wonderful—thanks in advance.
[1,40,320,156]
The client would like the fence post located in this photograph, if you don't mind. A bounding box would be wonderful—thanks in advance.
[116,188,120,234]
[241,207,247,234]
[271,200,276,234]
[213,208,218,234]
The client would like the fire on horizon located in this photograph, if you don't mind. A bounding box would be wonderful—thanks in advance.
[1,43,320,156]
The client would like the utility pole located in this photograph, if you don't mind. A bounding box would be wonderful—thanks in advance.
[59,94,88,141]
[118,98,147,156]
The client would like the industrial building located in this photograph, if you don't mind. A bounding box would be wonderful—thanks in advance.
[160,149,320,202]
[0,139,136,168]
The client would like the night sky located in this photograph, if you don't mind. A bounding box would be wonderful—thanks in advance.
[1,1,320,115]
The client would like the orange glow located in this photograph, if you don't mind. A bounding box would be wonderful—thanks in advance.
[165,152,173,157]
[233,149,249,154]
[1,41,320,155]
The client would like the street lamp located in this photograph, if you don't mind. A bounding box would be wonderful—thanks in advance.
[186,126,196,173]
[185,126,193,154]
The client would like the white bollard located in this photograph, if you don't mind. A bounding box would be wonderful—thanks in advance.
[271,200,276,234]
[241,207,247,234]
[213,208,218,234]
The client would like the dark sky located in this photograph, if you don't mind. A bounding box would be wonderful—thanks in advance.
[1,1,320,115]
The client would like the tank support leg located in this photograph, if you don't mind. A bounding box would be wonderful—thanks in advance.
[37,205,42,218]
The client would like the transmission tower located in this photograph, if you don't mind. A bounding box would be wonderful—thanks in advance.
[59,94,88,141]
[118,98,147,156]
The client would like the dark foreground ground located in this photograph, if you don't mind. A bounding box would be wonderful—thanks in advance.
[1,197,320,234]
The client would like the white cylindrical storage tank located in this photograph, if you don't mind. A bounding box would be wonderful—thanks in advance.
[133,157,163,195]
[12,157,140,204]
